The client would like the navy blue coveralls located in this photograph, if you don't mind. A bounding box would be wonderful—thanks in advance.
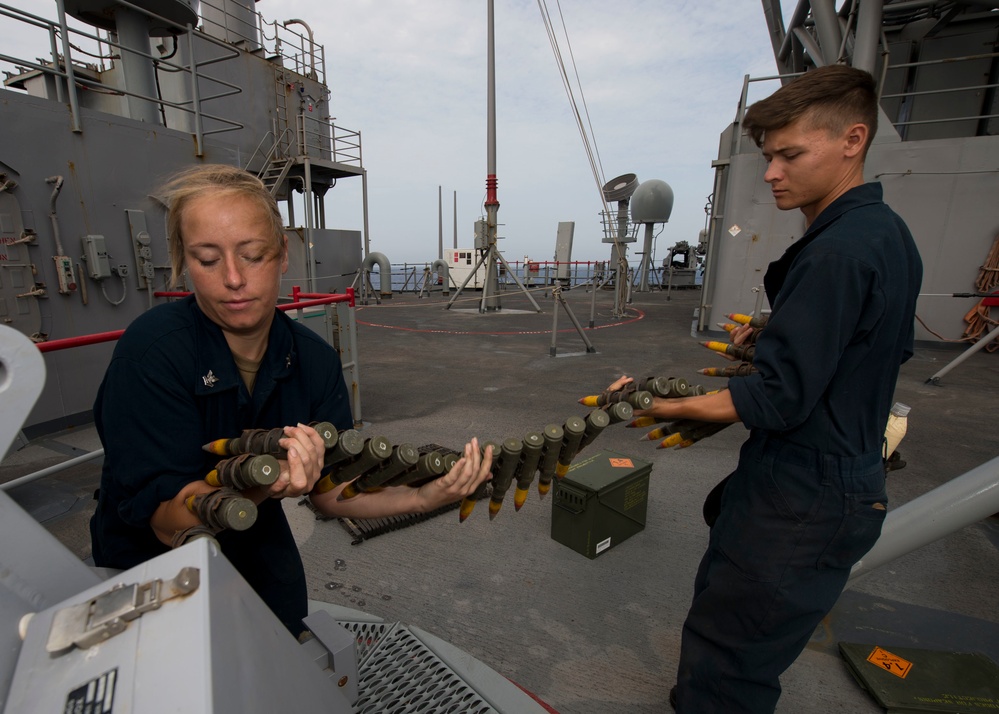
[675,183,922,712]
[90,295,353,635]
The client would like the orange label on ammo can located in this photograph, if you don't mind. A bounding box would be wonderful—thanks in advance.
[866,647,913,679]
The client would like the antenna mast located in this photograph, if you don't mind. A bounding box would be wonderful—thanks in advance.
[446,0,541,313]
[482,0,501,310]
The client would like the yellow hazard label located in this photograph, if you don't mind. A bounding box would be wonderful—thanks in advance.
[866,647,913,679]
[609,458,634,468]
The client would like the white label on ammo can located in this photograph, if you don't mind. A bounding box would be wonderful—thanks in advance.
[596,537,612,554]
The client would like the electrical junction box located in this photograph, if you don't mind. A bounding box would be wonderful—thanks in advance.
[125,209,155,289]
[82,234,111,280]
[53,255,77,293]
[551,449,651,559]
[473,220,488,250]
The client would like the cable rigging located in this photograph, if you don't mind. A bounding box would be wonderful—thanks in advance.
[536,0,613,222]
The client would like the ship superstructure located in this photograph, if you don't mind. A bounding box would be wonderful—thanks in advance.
[1,0,366,433]
[699,1,999,342]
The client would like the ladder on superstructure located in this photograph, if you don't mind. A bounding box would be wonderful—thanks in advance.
[256,68,298,195]
[259,157,292,195]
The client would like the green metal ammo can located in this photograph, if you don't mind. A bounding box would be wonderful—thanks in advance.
[550,449,651,559]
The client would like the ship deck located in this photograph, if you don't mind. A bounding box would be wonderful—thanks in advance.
[3,283,998,713]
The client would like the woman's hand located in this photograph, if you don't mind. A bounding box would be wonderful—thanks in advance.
[415,438,493,512]
[268,423,326,499]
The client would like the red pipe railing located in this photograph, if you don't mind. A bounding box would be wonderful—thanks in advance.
[291,286,355,307]
[36,330,125,353]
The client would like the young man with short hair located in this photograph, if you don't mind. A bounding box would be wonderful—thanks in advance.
[615,65,922,712]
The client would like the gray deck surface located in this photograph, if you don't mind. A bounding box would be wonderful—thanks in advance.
[3,284,998,713]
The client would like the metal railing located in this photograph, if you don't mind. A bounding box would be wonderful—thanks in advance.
[0,0,336,151]
[733,47,999,148]
[296,113,363,166]
[879,51,999,131]
[331,125,363,166]
[173,0,328,85]
[379,259,683,295]
[244,127,295,170]
[0,0,244,147]
[599,209,639,242]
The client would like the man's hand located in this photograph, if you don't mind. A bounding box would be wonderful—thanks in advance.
[711,324,756,361]
[606,375,634,392]
[730,323,755,346]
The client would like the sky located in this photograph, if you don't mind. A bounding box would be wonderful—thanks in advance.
[1,0,786,265]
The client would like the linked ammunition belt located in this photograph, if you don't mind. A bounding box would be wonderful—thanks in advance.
[305,445,471,543]
[336,504,461,545]
[188,364,740,545]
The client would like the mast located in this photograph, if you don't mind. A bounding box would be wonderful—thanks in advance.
[482,0,501,310]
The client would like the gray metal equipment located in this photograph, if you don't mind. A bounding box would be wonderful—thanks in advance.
[0,324,358,713]
[662,241,698,292]
[4,539,358,714]
[630,179,674,293]
[600,173,639,316]
[554,221,574,283]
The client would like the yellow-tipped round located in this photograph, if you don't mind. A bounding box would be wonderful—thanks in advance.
[699,367,722,377]
[459,497,476,522]
[205,469,221,487]
[720,323,737,332]
[657,433,685,449]
[313,474,336,495]
[514,488,529,510]
[702,341,730,354]
[538,481,551,497]
[338,483,359,502]
[728,313,752,325]
[676,439,695,449]
[627,416,659,429]
[184,494,196,512]
[202,439,230,456]
[579,395,600,407]
[644,426,670,441]
[488,501,502,520]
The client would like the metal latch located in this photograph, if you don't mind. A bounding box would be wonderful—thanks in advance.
[46,567,200,655]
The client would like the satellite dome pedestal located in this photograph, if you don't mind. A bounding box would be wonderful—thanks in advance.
[601,173,639,317]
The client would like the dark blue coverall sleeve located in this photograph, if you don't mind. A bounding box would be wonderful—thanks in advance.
[729,250,880,433]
